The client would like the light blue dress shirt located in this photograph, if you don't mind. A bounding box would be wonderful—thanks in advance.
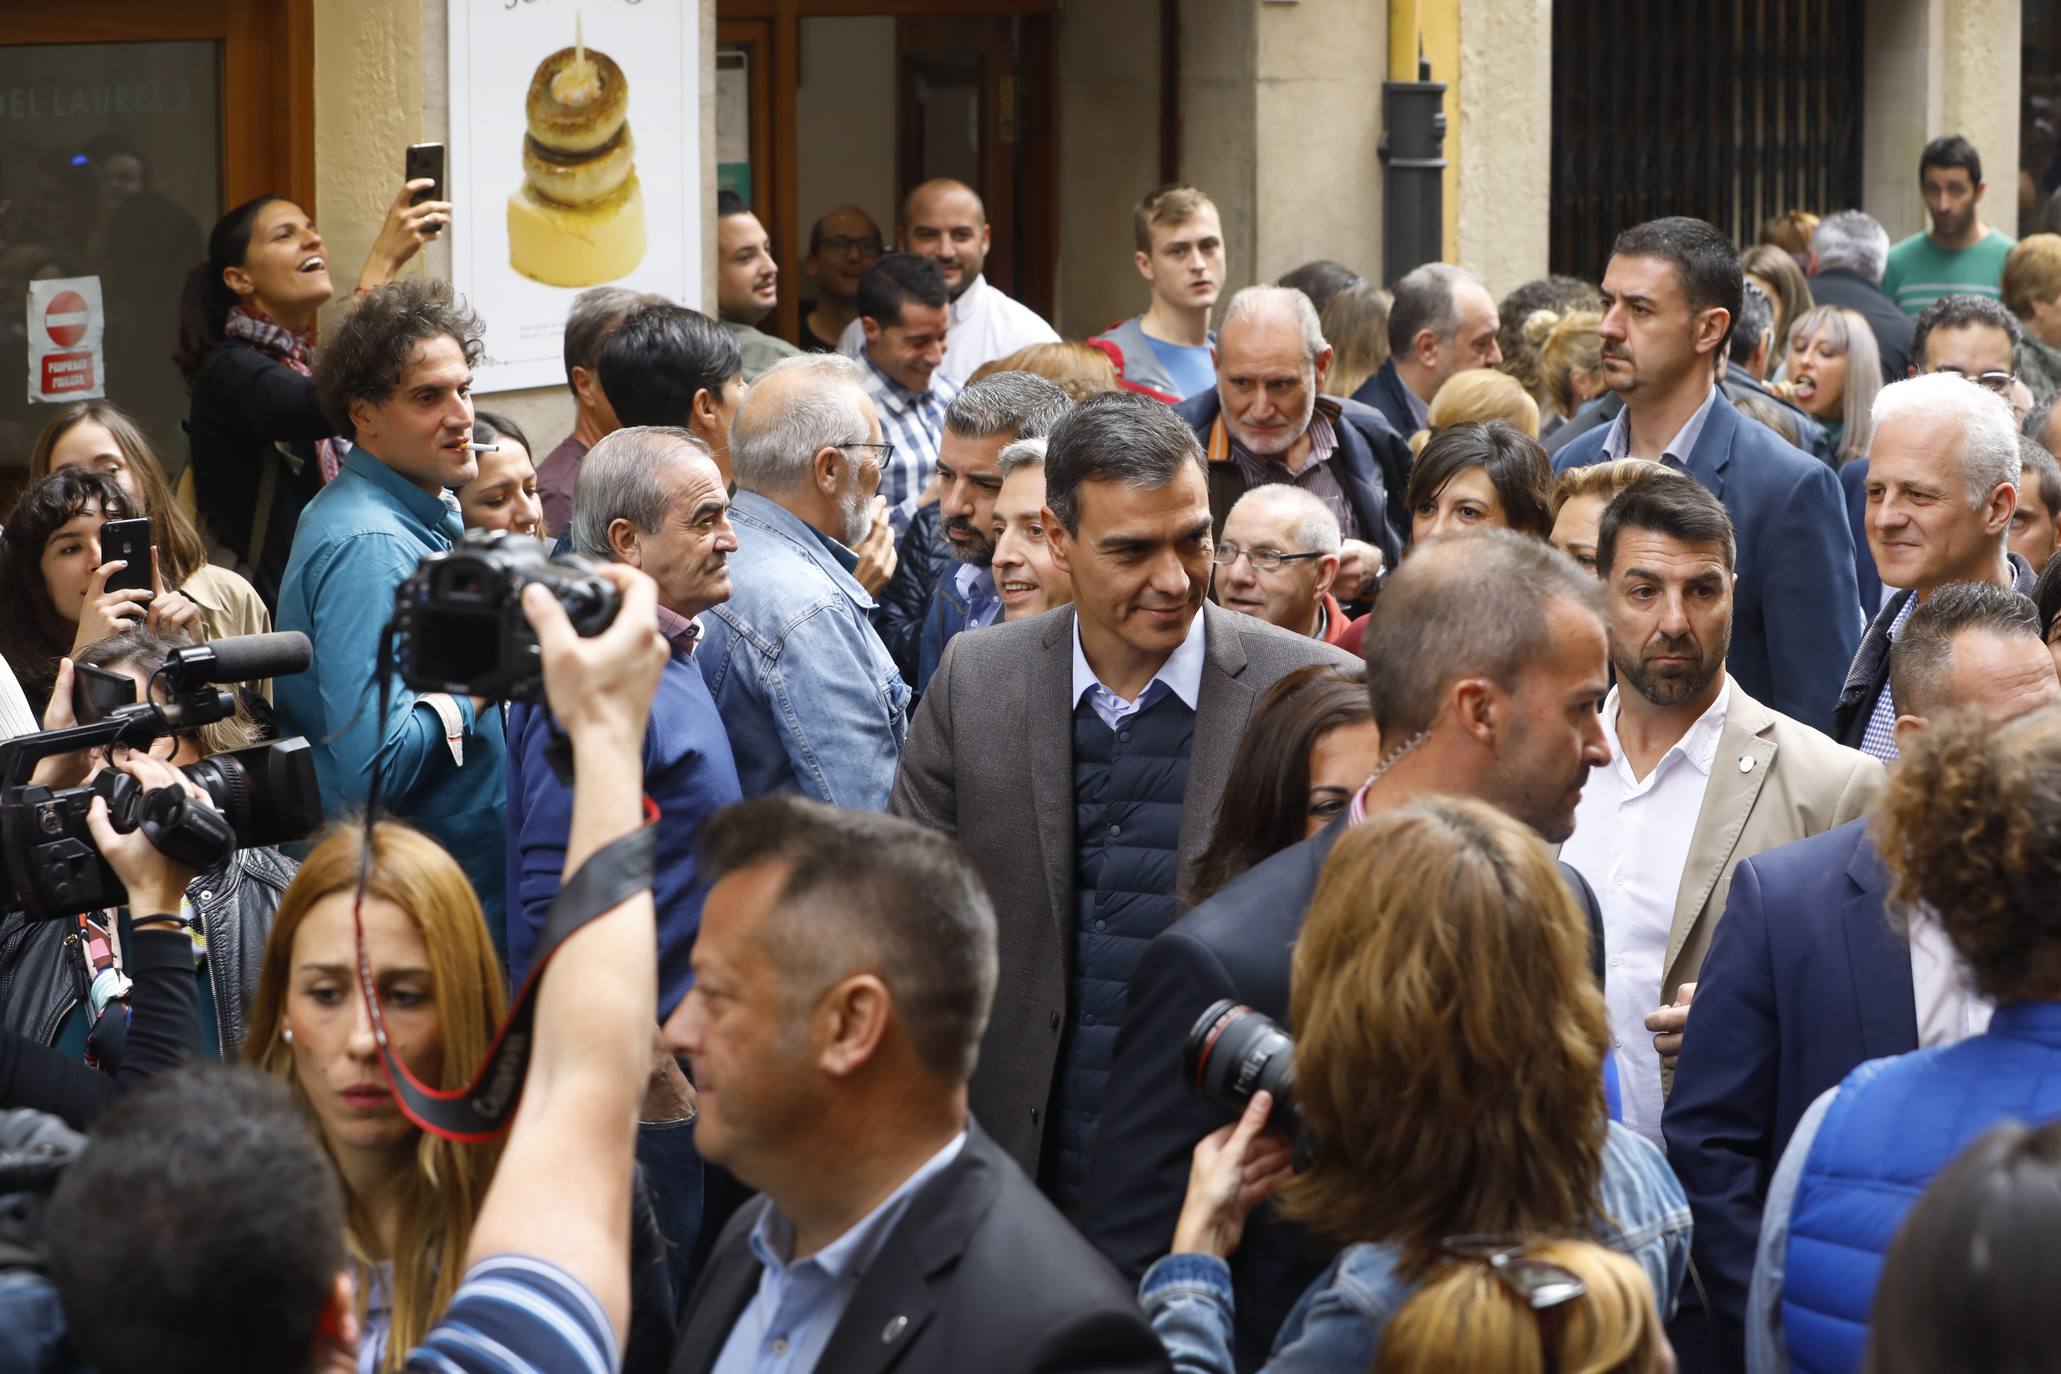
[953,563,1002,631]
[1600,382,1721,467]
[1069,606,1208,732]
[711,1132,968,1374]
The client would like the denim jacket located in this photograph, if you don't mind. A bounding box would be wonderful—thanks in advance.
[696,490,910,808]
[1139,1120,1692,1373]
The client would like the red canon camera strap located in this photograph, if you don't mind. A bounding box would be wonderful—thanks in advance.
[353,798,659,1143]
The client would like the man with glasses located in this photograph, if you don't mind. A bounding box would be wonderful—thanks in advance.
[1831,369,2034,761]
[799,204,883,353]
[1212,484,1352,644]
[697,353,912,809]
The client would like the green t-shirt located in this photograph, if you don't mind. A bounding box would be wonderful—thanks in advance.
[1882,227,2015,318]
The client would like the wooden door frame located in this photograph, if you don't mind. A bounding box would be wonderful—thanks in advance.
[0,0,317,218]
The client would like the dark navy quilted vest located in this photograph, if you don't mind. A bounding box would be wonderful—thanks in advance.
[1044,691,1195,1208]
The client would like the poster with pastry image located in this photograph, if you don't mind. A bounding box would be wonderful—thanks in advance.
[449,0,701,394]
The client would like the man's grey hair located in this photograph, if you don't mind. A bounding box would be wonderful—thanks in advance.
[729,352,871,495]
[570,426,714,560]
[998,436,1048,479]
[1810,210,1892,284]
[1362,529,1605,739]
[1386,262,1481,358]
[563,286,668,388]
[1889,580,2043,721]
[1043,391,1207,535]
[700,795,998,1084]
[1873,373,2022,506]
[1221,285,1328,362]
[943,371,1072,443]
[1228,483,1342,556]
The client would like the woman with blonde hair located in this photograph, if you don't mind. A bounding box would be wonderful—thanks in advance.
[1319,282,1394,399]
[244,821,507,1372]
[1548,458,1667,574]
[1407,367,1541,456]
[1529,308,1607,434]
[1782,304,1885,463]
[1139,797,1690,1372]
[1375,1238,1672,1374]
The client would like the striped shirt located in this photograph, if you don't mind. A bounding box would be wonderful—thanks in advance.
[1208,401,1358,539]
[860,357,961,537]
[406,1255,618,1374]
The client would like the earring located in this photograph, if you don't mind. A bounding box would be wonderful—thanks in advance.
[283,1025,295,1045]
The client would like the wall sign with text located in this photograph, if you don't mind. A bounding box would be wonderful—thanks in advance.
[27,277,105,403]
[449,0,702,394]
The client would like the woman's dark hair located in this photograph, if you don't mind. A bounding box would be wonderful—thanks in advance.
[1186,666,1372,904]
[2033,547,2061,642]
[1863,1120,2061,1374]
[0,467,137,703]
[175,194,284,380]
[471,408,532,459]
[1403,420,1555,539]
[1275,259,1366,317]
[312,277,486,437]
[597,303,742,428]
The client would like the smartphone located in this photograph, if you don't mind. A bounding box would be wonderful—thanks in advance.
[405,142,446,235]
[99,517,152,595]
[73,663,137,725]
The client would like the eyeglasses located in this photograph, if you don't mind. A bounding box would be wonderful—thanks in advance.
[820,235,884,258]
[1211,541,1328,572]
[1927,364,2017,395]
[1441,1236,1587,1374]
[837,440,895,472]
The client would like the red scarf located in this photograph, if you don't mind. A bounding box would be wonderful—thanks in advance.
[226,304,348,483]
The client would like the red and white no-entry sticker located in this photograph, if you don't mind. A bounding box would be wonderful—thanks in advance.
[27,276,105,403]
[44,291,90,347]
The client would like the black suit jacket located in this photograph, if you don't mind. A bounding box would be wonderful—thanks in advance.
[1807,267,1916,383]
[1349,360,1420,445]
[671,1124,1171,1374]
[1078,817,1606,1369]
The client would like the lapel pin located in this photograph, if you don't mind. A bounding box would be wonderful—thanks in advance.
[1738,755,1755,774]
[882,1314,909,1344]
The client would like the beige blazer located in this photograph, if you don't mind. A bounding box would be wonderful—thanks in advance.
[1660,675,1884,1006]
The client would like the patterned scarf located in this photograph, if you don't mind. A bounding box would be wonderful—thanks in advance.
[225,304,349,483]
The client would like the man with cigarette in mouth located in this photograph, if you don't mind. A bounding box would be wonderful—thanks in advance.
[276,277,514,953]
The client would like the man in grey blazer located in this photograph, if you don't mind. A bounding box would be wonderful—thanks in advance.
[890,391,1357,1207]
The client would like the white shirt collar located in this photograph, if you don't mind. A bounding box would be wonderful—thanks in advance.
[1070,605,1208,712]
[951,273,988,326]
[1598,677,1732,788]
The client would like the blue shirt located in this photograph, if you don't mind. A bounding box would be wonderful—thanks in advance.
[712,1132,968,1374]
[860,357,961,537]
[1070,604,1208,732]
[1601,382,1721,466]
[275,447,508,943]
[954,563,1001,631]
[697,490,910,808]
[1142,332,1218,401]
[405,1254,617,1374]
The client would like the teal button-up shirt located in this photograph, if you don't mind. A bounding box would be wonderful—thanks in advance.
[275,447,508,947]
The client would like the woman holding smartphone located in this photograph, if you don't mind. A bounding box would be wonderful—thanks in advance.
[175,177,449,605]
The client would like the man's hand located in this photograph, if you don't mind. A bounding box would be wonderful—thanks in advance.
[851,495,897,596]
[1170,1091,1296,1261]
[83,749,210,917]
[1335,538,1386,600]
[1646,981,1697,1071]
[523,563,667,755]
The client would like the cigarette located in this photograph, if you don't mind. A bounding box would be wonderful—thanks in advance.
[466,442,500,452]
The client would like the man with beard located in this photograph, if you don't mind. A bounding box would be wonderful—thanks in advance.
[715,190,802,381]
[1559,471,1882,1149]
[913,371,1071,692]
[696,353,911,809]
[1882,135,2015,318]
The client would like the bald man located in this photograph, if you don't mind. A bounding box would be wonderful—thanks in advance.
[837,178,1058,386]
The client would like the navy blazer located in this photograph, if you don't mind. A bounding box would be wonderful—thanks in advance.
[1175,388,1408,562]
[1349,360,1420,449]
[1556,393,1862,731]
[1660,818,1913,1371]
[1840,456,1880,615]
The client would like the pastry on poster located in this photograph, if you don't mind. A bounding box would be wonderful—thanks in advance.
[507,27,647,286]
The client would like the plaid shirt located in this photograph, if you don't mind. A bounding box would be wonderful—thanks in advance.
[1208,400,1359,539]
[1857,593,1918,761]
[861,357,961,536]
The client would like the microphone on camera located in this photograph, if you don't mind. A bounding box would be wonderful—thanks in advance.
[165,632,314,685]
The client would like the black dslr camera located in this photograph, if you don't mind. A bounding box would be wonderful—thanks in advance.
[1183,999,1302,1141]
[392,530,619,703]
[0,634,325,920]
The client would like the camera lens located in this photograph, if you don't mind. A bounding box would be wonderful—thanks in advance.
[1182,999,1297,1133]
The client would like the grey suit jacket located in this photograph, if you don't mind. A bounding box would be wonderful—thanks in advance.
[888,601,1358,1174]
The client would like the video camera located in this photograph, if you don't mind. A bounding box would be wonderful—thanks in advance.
[0,633,325,920]
[392,529,619,704]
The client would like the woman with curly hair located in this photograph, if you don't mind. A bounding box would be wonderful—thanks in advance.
[1748,701,2061,1374]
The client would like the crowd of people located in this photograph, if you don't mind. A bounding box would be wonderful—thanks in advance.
[1,126,2060,1374]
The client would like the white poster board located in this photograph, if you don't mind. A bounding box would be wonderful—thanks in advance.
[449,0,702,395]
[27,276,105,403]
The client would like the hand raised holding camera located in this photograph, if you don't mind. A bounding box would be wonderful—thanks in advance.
[82,748,214,918]
[522,561,666,755]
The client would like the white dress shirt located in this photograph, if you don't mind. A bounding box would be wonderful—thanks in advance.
[1560,682,1732,1146]
[839,273,1060,388]
[1069,606,1207,732]
[1908,905,1995,1047]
